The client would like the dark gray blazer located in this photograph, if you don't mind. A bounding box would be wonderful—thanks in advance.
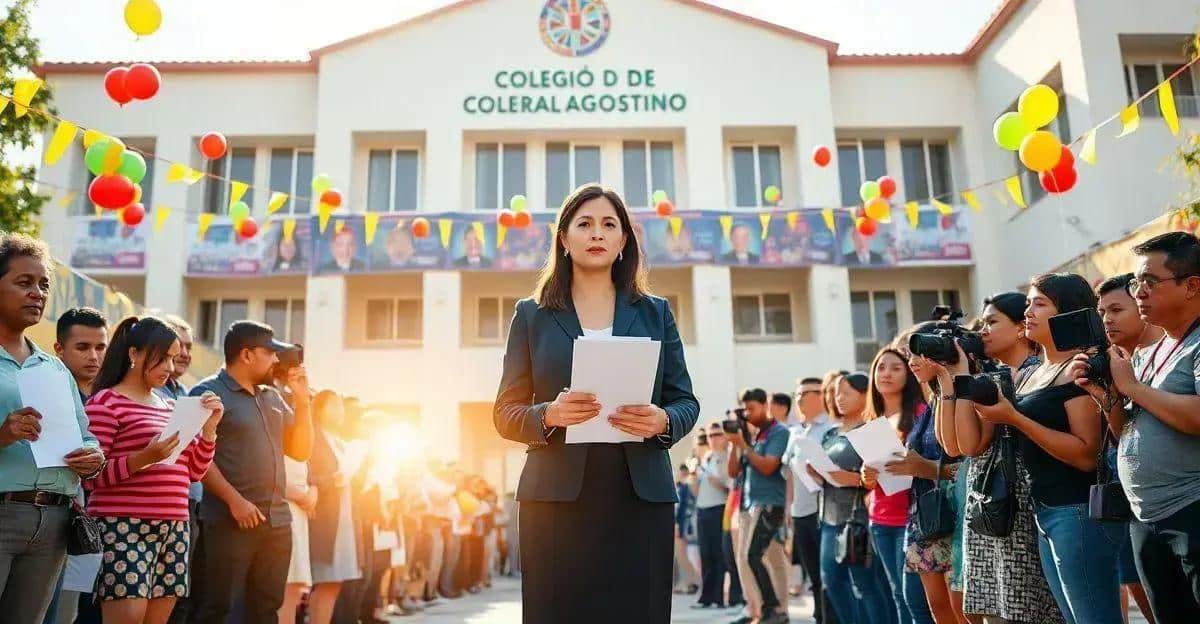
[493,291,699,504]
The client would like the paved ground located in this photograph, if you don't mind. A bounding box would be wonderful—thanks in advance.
[384,576,818,623]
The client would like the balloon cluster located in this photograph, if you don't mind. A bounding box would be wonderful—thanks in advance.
[84,135,147,226]
[104,64,161,106]
[498,195,533,229]
[993,84,1078,194]
[855,175,896,236]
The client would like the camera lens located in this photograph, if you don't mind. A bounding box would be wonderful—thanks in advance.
[908,333,959,364]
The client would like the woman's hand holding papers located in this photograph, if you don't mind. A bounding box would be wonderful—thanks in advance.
[545,391,602,428]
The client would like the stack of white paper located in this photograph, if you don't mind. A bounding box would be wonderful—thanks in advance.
[844,417,912,495]
[787,436,843,492]
[158,396,210,465]
[565,336,662,444]
[16,365,84,468]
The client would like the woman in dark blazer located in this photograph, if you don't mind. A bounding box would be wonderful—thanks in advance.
[494,183,700,623]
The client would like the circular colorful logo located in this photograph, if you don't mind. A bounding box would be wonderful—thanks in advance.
[539,0,611,58]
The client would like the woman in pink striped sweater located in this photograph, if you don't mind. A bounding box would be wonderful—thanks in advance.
[84,316,224,624]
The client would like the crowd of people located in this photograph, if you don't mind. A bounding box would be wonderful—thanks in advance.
[671,231,1200,624]
[0,233,514,624]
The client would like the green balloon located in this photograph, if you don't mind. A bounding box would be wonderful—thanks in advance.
[84,139,118,177]
[509,194,527,212]
[117,151,147,184]
[652,189,669,204]
[993,112,1030,152]
[230,201,250,222]
[859,180,880,203]
[763,185,781,203]
[312,173,333,195]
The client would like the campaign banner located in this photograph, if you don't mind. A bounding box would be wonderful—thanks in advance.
[68,216,148,272]
[835,208,972,267]
[186,216,316,276]
[262,218,315,275]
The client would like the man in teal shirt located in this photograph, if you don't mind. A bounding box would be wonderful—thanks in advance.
[0,234,103,622]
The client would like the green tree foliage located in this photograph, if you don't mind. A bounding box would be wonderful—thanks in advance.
[0,0,54,236]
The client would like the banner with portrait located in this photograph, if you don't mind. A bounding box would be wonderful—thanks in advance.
[68,216,149,272]
[834,207,973,267]
[186,216,315,276]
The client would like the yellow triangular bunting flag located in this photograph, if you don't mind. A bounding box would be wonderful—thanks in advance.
[1080,129,1097,165]
[229,181,249,207]
[821,208,835,234]
[759,213,771,239]
[57,191,78,209]
[102,141,124,174]
[1005,176,1026,209]
[44,121,78,166]
[785,211,799,230]
[472,221,486,246]
[364,213,380,245]
[932,198,953,215]
[905,202,919,230]
[267,192,289,215]
[719,215,733,240]
[438,219,453,249]
[1159,80,1179,135]
[283,218,297,243]
[197,214,214,241]
[154,207,171,232]
[497,224,508,249]
[961,191,981,213]
[669,216,683,239]
[0,96,8,116]
[167,162,187,183]
[183,168,204,185]
[12,78,43,117]
[317,203,335,233]
[1117,104,1140,138]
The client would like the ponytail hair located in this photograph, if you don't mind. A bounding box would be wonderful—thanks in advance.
[93,316,180,393]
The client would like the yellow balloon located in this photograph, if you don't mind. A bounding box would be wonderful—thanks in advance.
[1018,84,1059,129]
[124,0,162,37]
[864,198,889,221]
[1018,131,1063,173]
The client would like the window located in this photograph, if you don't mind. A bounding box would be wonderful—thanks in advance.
[732,293,793,340]
[622,141,675,207]
[474,143,526,210]
[546,143,601,209]
[203,147,255,214]
[476,296,520,342]
[265,299,306,344]
[268,148,314,214]
[366,149,419,213]
[731,145,782,208]
[836,140,886,207]
[909,290,961,325]
[851,291,897,368]
[1125,62,1199,118]
[197,299,249,348]
[364,298,422,343]
[900,140,953,202]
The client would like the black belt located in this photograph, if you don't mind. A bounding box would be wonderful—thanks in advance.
[0,490,71,507]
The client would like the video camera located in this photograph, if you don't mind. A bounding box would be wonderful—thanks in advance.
[722,407,751,444]
[953,367,1016,406]
[908,309,986,366]
[1048,308,1111,386]
[273,344,304,382]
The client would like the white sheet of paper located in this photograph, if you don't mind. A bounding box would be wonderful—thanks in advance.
[16,365,84,468]
[62,553,102,592]
[565,336,662,444]
[159,397,209,465]
[789,436,841,491]
[844,417,912,495]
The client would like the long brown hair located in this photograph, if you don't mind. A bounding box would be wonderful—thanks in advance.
[865,347,924,438]
[534,183,650,310]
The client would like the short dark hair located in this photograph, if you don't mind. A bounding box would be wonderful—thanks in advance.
[983,291,1029,324]
[1030,273,1097,315]
[1097,273,1135,297]
[223,320,274,364]
[56,307,107,344]
[798,377,822,386]
[771,392,791,411]
[740,388,768,404]
[1132,231,1200,278]
[0,233,52,279]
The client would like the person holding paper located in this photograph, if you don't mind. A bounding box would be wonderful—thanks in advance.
[492,183,698,624]
[0,234,104,622]
[83,316,224,624]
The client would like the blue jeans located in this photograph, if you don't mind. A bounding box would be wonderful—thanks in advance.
[1034,502,1124,624]
[820,523,892,624]
[870,524,933,624]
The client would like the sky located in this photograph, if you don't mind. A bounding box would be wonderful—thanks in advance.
[21,0,1006,61]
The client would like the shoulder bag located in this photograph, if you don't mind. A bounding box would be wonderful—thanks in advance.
[965,425,1018,538]
[67,501,103,555]
[912,456,956,541]
[1088,409,1131,521]
[835,490,871,566]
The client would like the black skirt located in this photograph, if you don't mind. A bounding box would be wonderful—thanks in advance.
[518,443,674,624]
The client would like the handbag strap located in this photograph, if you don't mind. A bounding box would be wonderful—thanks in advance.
[1095,402,1115,485]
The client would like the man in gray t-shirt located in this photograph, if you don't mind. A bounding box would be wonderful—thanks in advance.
[1078,232,1200,620]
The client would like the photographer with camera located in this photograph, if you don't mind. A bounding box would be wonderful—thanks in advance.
[1070,233,1200,621]
[923,293,1061,624]
[726,389,790,624]
[969,274,1120,624]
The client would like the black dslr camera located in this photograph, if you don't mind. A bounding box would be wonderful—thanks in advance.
[908,311,986,365]
[723,408,750,444]
[1048,308,1110,386]
[953,367,1016,406]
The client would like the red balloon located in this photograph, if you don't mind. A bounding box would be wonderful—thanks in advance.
[498,210,516,227]
[878,176,897,199]
[89,174,136,210]
[812,145,831,168]
[856,216,878,237]
[121,203,146,226]
[514,211,532,228]
[1055,146,1074,172]
[104,67,132,106]
[656,200,674,217]
[411,217,431,238]
[320,189,343,208]
[237,217,260,238]
[124,63,161,100]
[199,132,227,160]
[1040,166,1078,194]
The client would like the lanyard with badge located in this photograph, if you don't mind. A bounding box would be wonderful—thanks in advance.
[1137,316,1200,385]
